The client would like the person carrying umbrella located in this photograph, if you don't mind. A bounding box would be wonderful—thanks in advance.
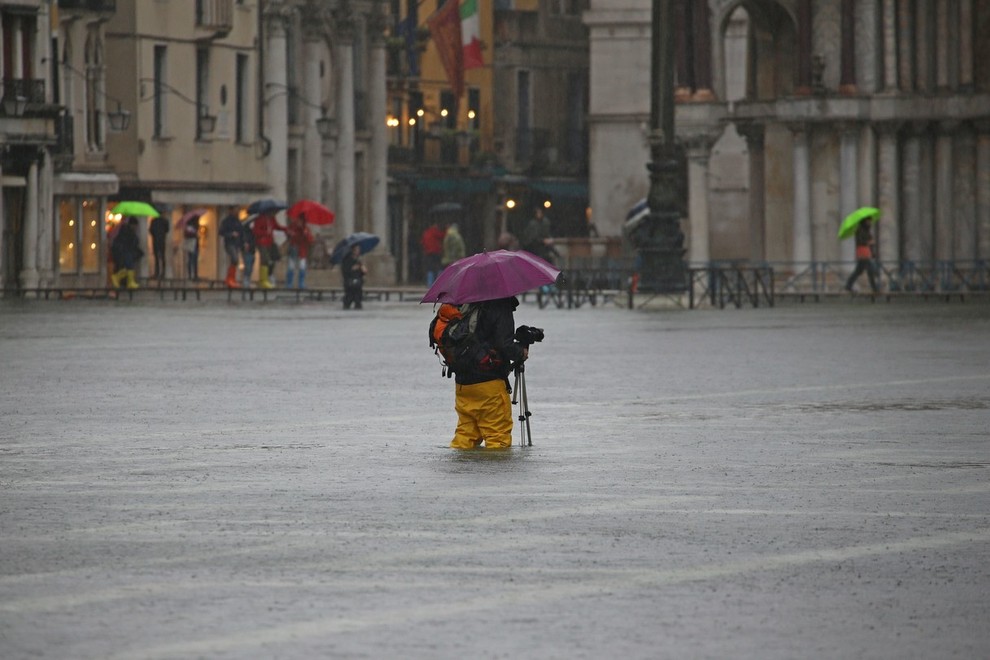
[422,250,560,450]
[844,216,878,293]
[284,214,315,289]
[110,217,143,289]
[341,243,368,309]
[218,207,243,288]
[251,212,287,289]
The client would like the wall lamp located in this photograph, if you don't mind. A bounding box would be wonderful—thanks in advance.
[2,94,27,116]
[265,82,334,139]
[61,62,131,131]
[140,78,217,135]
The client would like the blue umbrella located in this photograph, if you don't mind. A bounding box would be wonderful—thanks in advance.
[330,232,380,265]
[247,198,287,215]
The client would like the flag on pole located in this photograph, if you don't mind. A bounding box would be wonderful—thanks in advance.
[427,0,464,98]
[461,0,483,70]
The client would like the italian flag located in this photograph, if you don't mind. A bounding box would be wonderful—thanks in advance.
[461,0,483,70]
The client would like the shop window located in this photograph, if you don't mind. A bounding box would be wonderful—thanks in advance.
[58,200,77,272]
[81,199,100,273]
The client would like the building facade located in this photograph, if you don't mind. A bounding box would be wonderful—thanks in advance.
[586,0,990,275]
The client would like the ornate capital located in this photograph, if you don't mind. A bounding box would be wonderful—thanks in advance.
[263,1,293,37]
[735,121,764,147]
[300,0,330,41]
[332,0,356,43]
[366,1,388,47]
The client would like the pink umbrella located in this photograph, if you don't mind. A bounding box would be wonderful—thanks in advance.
[421,250,561,305]
[176,209,208,231]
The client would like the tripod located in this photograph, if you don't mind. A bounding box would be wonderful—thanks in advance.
[511,364,533,446]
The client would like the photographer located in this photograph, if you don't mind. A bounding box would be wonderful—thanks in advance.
[450,296,529,450]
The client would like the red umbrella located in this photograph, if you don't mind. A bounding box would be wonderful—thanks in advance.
[288,200,335,225]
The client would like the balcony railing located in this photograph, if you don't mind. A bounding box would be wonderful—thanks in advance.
[2,78,46,106]
[57,0,116,12]
[196,0,233,30]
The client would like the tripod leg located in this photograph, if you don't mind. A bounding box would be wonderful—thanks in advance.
[518,371,533,446]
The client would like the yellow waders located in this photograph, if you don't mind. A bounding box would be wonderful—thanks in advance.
[451,378,513,449]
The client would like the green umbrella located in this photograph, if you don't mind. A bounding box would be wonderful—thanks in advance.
[838,206,879,239]
[111,201,160,218]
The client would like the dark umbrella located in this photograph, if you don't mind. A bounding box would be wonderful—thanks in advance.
[247,198,288,215]
[421,250,561,305]
[429,202,463,214]
[330,232,380,265]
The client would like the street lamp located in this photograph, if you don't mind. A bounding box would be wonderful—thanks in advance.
[107,102,131,131]
[628,0,687,293]
[2,94,27,116]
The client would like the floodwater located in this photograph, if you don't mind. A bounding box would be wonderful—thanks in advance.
[1,299,988,659]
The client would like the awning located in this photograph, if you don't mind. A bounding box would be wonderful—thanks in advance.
[54,172,120,196]
[413,177,493,194]
[528,179,588,199]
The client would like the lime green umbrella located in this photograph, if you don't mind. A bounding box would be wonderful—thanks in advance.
[838,206,879,239]
[111,201,160,218]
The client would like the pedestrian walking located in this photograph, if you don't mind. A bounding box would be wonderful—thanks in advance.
[845,221,878,293]
[284,215,315,289]
[110,218,143,289]
[522,207,557,264]
[251,213,286,289]
[341,243,368,309]
[218,207,243,288]
[240,220,257,288]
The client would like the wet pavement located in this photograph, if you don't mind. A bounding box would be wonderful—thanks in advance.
[1,299,988,659]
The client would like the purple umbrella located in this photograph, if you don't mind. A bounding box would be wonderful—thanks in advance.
[421,250,561,305]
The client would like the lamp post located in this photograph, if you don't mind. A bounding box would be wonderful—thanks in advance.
[630,0,686,293]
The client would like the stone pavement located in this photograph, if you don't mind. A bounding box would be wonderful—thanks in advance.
[1,299,988,659]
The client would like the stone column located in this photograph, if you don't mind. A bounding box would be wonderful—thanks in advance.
[876,123,902,266]
[795,0,813,95]
[367,7,389,252]
[881,0,899,91]
[264,5,291,202]
[935,0,950,90]
[897,0,914,91]
[915,0,934,92]
[976,122,990,260]
[839,124,859,266]
[37,151,54,286]
[301,6,325,202]
[738,122,766,262]
[790,124,813,264]
[953,124,976,261]
[674,2,691,99]
[934,122,956,260]
[334,8,356,238]
[20,158,40,289]
[915,122,936,261]
[839,0,857,94]
[959,0,974,90]
[684,133,716,264]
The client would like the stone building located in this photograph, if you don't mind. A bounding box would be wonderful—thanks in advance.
[585,0,990,276]
[0,0,58,290]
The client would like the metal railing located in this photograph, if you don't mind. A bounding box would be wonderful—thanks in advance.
[774,260,990,294]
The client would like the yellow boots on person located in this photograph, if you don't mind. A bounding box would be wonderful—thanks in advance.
[110,269,139,289]
[259,265,274,289]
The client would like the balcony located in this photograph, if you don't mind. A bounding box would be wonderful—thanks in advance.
[196,0,233,31]
[57,0,116,12]
[2,78,46,110]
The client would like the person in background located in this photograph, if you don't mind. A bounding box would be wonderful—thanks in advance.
[183,215,201,281]
[251,212,286,289]
[522,206,556,263]
[442,222,466,270]
[284,215,315,289]
[240,219,257,288]
[149,213,168,279]
[421,223,445,286]
[845,220,879,293]
[110,218,143,290]
[341,243,368,310]
[218,207,243,288]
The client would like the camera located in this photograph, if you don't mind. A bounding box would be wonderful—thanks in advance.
[514,325,545,346]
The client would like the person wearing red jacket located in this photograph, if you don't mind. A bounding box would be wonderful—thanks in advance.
[251,213,286,289]
[284,215,314,289]
[420,223,445,286]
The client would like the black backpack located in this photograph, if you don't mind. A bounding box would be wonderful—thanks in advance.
[428,303,501,378]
